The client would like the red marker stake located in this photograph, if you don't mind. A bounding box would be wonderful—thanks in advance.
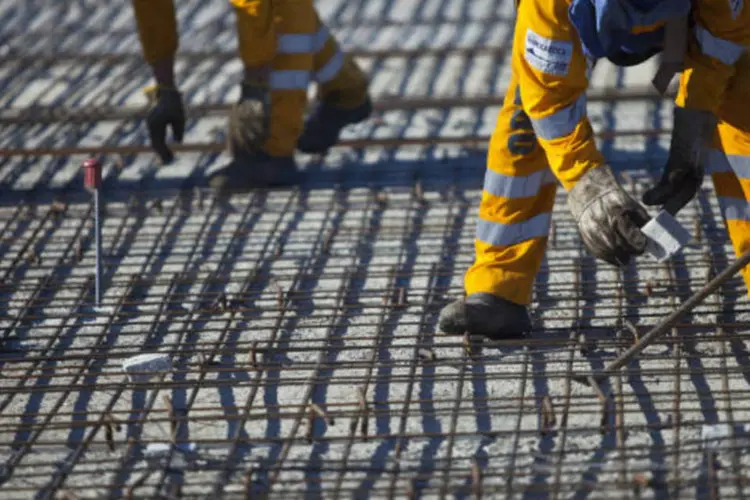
[83,158,102,306]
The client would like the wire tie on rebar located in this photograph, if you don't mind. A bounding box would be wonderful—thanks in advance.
[249,341,261,372]
[644,278,656,297]
[418,348,437,362]
[149,199,163,214]
[540,395,556,435]
[694,217,702,243]
[357,387,369,441]
[50,200,67,215]
[375,191,388,207]
[103,412,117,452]
[394,287,408,308]
[310,403,334,426]
[414,179,425,205]
[322,229,334,254]
[306,406,316,443]
[25,248,41,266]
[273,280,284,308]
[578,333,595,357]
[471,458,483,500]
[632,472,649,497]
[162,395,177,444]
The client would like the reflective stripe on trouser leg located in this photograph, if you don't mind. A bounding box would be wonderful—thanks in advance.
[710,55,750,296]
[236,0,317,157]
[312,13,368,108]
[464,76,556,306]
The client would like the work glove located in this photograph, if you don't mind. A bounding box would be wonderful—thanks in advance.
[642,106,717,213]
[567,165,650,267]
[226,82,269,157]
[145,86,185,165]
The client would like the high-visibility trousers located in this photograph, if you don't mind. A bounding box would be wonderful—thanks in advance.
[464,57,750,306]
[463,72,558,306]
[707,52,750,294]
[232,0,368,157]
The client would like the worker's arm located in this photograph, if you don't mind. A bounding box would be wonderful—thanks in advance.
[676,0,750,112]
[643,2,749,212]
[131,0,179,87]
[512,0,648,266]
[130,0,184,165]
[513,0,604,191]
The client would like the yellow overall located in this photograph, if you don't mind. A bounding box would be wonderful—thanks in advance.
[680,0,750,290]
[130,0,368,158]
[464,0,750,305]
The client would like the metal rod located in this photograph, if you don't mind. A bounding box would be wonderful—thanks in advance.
[94,187,102,307]
[596,248,750,378]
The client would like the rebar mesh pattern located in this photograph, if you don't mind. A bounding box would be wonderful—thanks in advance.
[0,1,749,499]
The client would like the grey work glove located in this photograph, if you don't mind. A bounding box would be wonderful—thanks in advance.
[568,165,650,267]
[226,82,269,157]
[146,86,185,165]
[642,106,717,213]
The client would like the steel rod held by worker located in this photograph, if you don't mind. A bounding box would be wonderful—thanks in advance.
[83,158,103,307]
[597,248,750,380]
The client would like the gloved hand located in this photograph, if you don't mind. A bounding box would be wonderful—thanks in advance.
[642,106,717,213]
[567,165,650,267]
[227,81,269,157]
[145,86,185,165]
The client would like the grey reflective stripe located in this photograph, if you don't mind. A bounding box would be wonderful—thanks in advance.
[312,26,329,53]
[315,50,344,83]
[707,149,750,179]
[270,70,310,90]
[277,27,328,54]
[695,25,746,65]
[476,212,552,247]
[277,34,314,54]
[483,168,556,198]
[719,197,750,221]
[529,94,586,140]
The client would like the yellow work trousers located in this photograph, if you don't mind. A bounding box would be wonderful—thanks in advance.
[232,0,368,157]
[707,53,750,295]
[464,74,557,306]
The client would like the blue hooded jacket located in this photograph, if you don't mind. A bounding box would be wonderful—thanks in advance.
[568,0,691,65]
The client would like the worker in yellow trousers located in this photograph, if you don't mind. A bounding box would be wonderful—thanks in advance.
[130,0,372,193]
[647,1,750,295]
[440,0,750,340]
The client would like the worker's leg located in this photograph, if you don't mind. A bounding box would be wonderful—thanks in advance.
[297,11,372,154]
[439,74,556,338]
[710,54,750,295]
[212,0,316,193]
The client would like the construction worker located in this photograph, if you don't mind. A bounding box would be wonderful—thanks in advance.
[130,0,372,193]
[439,0,750,340]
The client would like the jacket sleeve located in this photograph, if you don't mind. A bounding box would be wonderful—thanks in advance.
[131,0,179,65]
[676,0,750,112]
[513,0,606,191]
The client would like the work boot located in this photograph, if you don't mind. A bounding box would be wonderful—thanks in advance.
[297,96,373,154]
[438,293,532,340]
[208,151,301,196]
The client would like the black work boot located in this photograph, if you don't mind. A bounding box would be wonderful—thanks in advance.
[208,151,301,196]
[438,293,532,340]
[297,96,373,154]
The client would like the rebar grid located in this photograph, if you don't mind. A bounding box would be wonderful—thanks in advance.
[0,176,748,499]
[1,0,749,498]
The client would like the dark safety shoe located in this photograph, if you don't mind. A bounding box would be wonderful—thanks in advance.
[438,292,532,340]
[297,96,373,154]
[208,151,302,196]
